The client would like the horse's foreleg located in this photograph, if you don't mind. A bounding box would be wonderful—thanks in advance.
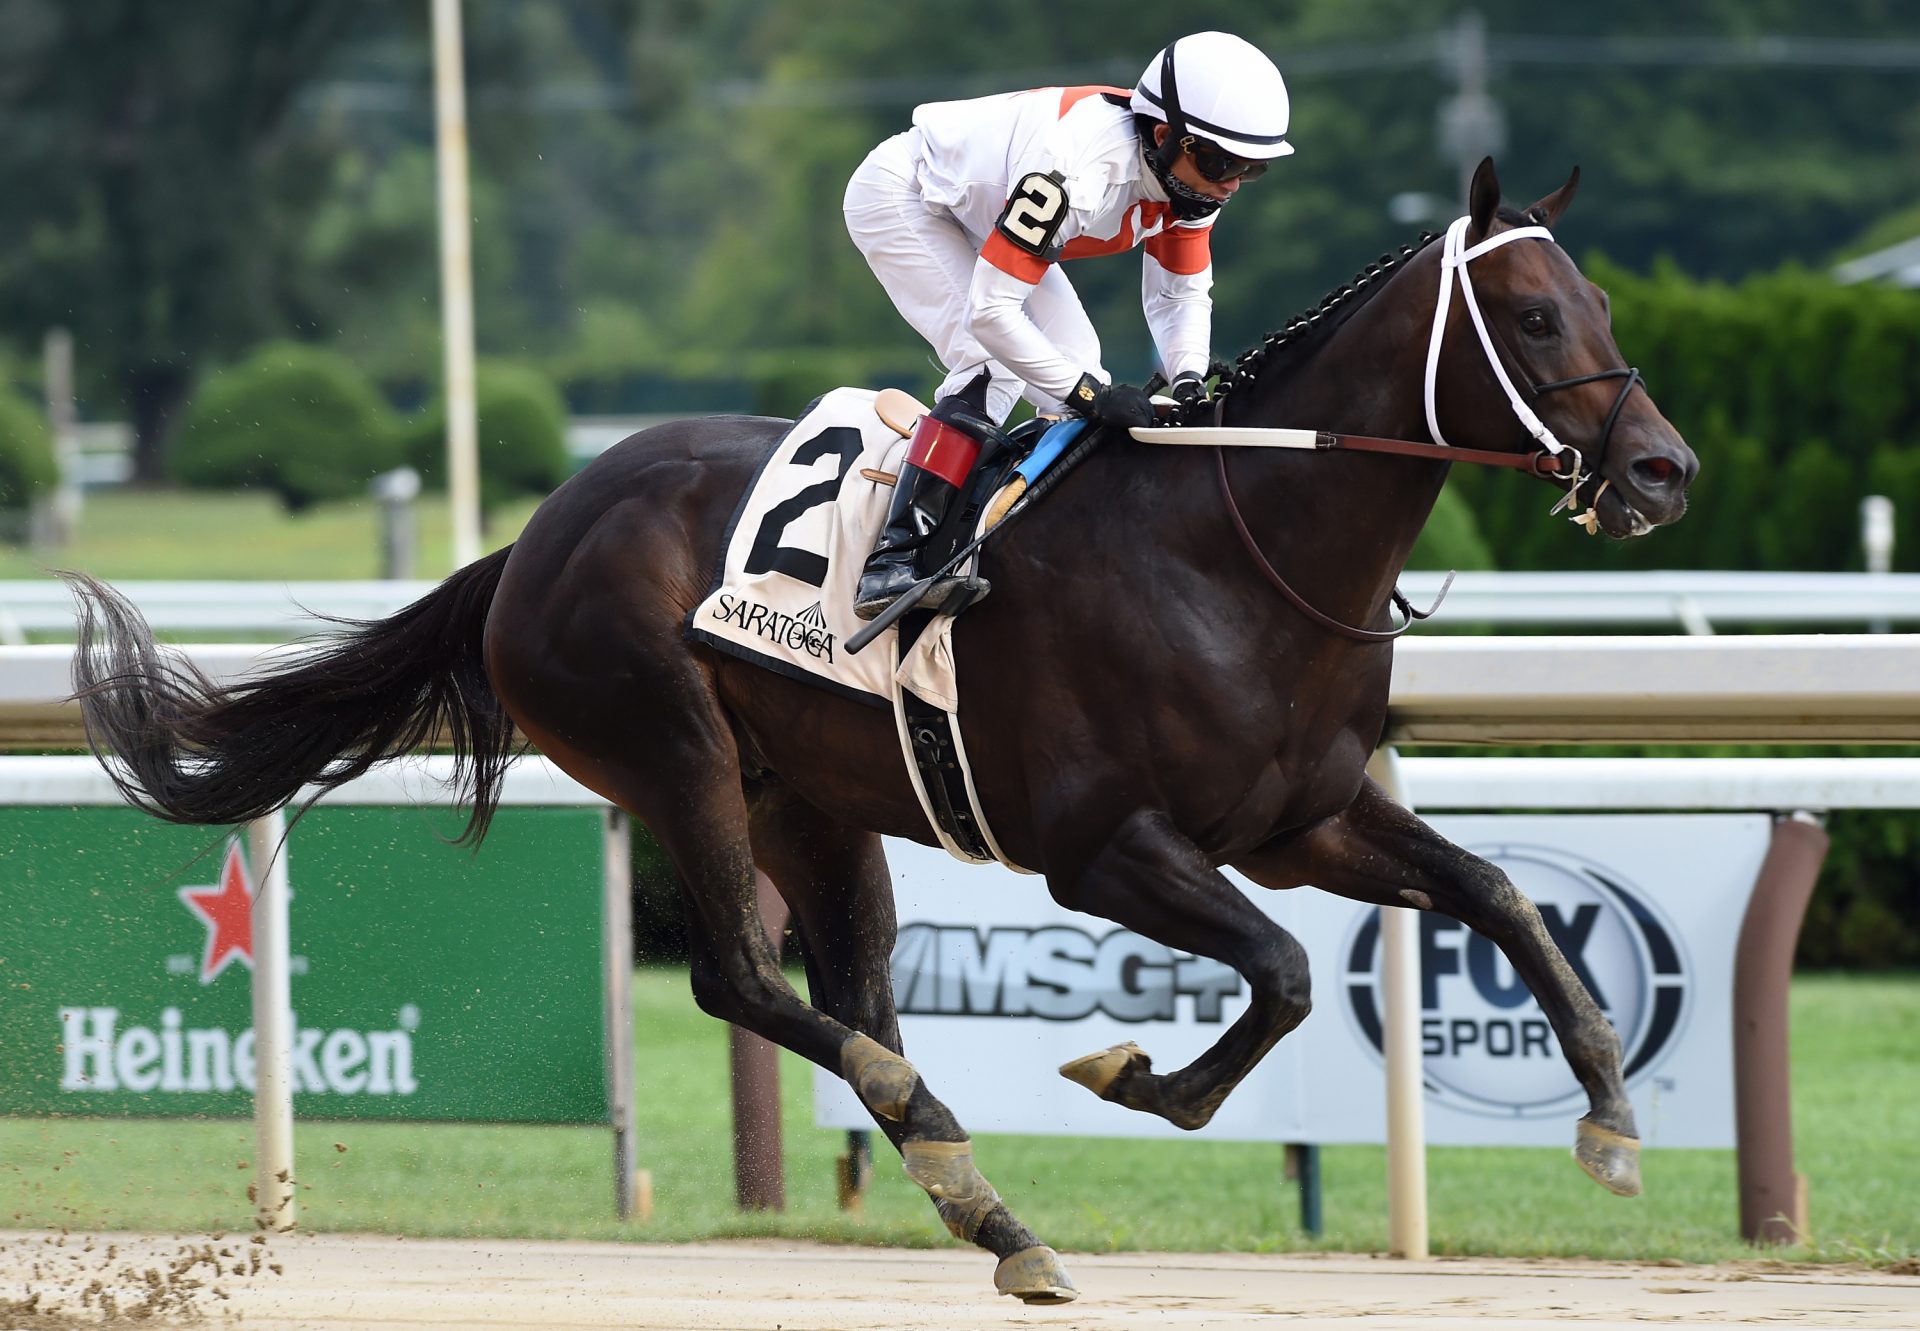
[747,788,1075,1304]
[1046,809,1312,1131]
[1235,778,1641,1197]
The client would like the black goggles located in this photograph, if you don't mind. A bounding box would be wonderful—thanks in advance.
[1183,136,1269,183]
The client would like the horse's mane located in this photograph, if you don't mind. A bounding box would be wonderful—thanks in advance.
[1218,205,1535,400]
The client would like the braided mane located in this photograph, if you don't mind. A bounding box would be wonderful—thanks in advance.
[1216,230,1440,399]
[1214,207,1536,403]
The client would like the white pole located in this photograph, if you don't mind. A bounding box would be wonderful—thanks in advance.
[247,813,297,1231]
[1366,746,1429,1259]
[432,0,483,570]
[42,328,81,545]
[1863,495,1895,635]
[601,807,642,1219]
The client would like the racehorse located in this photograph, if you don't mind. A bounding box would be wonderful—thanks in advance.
[70,159,1695,1304]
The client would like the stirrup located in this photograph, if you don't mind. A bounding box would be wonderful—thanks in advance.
[855,572,990,623]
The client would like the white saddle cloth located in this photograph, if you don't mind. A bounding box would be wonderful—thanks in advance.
[686,387,962,712]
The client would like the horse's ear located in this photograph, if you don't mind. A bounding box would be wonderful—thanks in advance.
[1524,166,1581,229]
[1467,156,1500,239]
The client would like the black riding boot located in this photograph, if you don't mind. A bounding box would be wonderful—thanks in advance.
[852,461,961,621]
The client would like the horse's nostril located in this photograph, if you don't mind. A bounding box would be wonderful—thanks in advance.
[1634,457,1677,486]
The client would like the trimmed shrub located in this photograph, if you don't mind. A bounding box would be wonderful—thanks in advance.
[172,343,401,512]
[402,361,570,512]
[0,389,56,513]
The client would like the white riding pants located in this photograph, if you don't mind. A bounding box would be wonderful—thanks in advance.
[843,130,1100,423]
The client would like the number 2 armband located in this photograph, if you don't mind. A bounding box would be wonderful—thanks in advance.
[984,170,1070,284]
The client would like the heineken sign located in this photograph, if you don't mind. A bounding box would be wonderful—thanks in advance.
[2,806,608,1124]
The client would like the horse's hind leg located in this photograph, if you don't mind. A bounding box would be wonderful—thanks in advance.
[748,785,1075,1304]
[1236,778,1641,1197]
[1045,809,1315,1131]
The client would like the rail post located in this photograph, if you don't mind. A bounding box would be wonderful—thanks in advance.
[1733,812,1827,1243]
[730,868,789,1210]
[1367,746,1429,1259]
[247,813,296,1231]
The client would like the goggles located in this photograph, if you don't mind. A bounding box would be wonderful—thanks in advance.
[1183,136,1269,183]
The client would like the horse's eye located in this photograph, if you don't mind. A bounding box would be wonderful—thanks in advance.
[1521,310,1550,337]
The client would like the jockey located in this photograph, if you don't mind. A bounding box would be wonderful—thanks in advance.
[844,31,1293,620]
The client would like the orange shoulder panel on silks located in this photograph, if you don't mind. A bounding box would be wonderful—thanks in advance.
[1145,224,1212,276]
[1056,85,1129,117]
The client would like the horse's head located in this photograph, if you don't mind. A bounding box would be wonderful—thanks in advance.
[1434,157,1697,538]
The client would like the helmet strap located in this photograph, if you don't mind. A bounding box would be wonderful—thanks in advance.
[1142,41,1222,220]
[1148,44,1186,176]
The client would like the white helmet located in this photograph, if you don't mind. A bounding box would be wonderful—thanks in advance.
[1130,31,1293,161]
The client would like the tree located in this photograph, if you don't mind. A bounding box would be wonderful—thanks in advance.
[0,0,375,480]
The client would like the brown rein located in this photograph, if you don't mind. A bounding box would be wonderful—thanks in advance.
[1301,429,1574,478]
[1214,446,1439,642]
[1207,408,1567,642]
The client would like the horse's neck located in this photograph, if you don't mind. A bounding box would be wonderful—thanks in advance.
[1221,303,1451,625]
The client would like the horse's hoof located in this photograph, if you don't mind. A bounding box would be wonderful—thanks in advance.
[994,1245,1077,1304]
[1573,1119,1642,1196]
[1059,1042,1147,1099]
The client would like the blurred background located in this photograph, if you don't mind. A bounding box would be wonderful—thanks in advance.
[1,0,1918,968]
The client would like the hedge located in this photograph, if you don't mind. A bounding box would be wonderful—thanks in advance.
[402,361,570,513]
[1449,262,1920,575]
[172,343,402,512]
[0,389,56,515]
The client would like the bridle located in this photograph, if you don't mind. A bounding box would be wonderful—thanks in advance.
[1424,212,1644,532]
[1217,212,1646,641]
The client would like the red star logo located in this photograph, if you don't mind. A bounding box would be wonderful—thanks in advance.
[178,842,255,984]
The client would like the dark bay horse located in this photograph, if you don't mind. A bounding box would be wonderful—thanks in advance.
[70,160,1695,1303]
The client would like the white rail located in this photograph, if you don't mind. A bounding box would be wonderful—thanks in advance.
[1383,633,1920,744]
[0,581,434,641]
[1396,571,1920,630]
[7,752,1918,813]
[11,635,1920,747]
[0,753,604,805]
[7,571,1920,643]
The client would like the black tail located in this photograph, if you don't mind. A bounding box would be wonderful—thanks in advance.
[66,546,520,844]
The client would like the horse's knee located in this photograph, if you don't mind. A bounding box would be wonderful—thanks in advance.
[688,951,782,1024]
[687,955,740,1022]
[1260,932,1313,1025]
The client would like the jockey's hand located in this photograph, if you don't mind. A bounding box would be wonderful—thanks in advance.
[1068,372,1156,428]
[1169,371,1208,417]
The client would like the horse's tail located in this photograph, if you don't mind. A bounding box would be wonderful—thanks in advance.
[65,546,520,845]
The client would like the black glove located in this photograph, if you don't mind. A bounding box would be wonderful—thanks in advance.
[1067,372,1156,428]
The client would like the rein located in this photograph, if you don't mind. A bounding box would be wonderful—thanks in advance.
[1215,446,1453,642]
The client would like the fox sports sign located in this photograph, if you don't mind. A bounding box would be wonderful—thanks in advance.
[815,815,1764,1148]
[1340,841,1689,1120]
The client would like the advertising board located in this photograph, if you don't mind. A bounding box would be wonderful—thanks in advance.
[815,815,1769,1147]
[1,806,607,1124]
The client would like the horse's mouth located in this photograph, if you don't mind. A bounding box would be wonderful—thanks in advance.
[1593,481,1656,539]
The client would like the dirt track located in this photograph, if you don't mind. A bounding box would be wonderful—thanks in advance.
[4,1232,1919,1329]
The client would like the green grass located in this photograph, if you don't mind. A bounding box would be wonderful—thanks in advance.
[3,971,1915,1264]
[0,488,542,583]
